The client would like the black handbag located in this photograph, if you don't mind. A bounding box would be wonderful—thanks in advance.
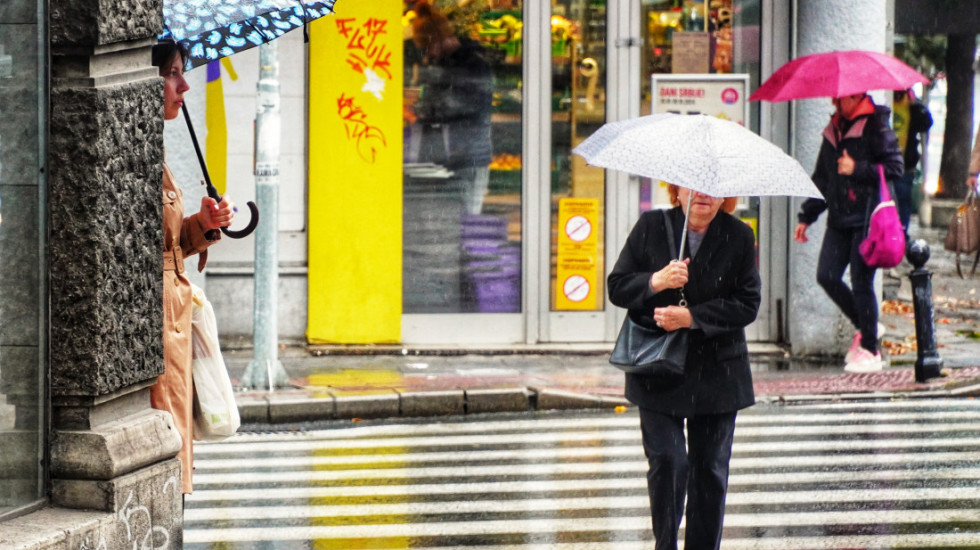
[609,212,689,379]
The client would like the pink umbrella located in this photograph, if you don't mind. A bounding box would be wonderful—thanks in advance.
[750,50,930,102]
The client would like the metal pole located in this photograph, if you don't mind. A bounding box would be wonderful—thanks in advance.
[906,239,944,383]
[241,41,290,390]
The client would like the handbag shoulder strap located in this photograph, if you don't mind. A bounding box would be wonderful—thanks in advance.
[663,211,678,261]
[877,164,892,202]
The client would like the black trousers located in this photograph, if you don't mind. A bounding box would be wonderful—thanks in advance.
[816,225,879,354]
[638,408,738,550]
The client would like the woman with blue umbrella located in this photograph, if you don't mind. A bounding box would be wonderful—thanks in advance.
[150,40,237,497]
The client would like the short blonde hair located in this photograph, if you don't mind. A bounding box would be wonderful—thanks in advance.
[667,183,738,214]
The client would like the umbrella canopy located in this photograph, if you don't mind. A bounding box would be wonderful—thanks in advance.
[749,50,930,102]
[573,113,823,200]
[163,0,339,70]
[574,113,822,259]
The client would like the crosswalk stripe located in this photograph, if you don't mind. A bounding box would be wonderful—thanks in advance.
[193,431,980,469]
[195,407,980,451]
[429,534,980,550]
[187,403,980,548]
[185,494,980,522]
[184,508,980,543]
[192,429,980,455]
[193,448,980,485]
[187,467,980,503]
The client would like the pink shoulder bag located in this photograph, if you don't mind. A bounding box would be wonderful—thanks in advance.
[859,165,906,268]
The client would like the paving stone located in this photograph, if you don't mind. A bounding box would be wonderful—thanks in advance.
[334,390,400,420]
[267,394,335,424]
[399,390,465,417]
[465,387,531,414]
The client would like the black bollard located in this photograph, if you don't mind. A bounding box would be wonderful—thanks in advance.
[906,239,944,382]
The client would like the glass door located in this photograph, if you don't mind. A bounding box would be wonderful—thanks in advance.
[401,0,526,343]
[543,0,613,342]
[633,0,773,342]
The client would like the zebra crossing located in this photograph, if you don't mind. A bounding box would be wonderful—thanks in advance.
[185,398,980,548]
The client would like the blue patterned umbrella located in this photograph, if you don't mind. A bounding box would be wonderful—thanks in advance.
[162,0,339,70]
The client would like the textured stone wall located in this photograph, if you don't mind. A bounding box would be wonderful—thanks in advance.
[48,80,165,396]
[50,0,161,48]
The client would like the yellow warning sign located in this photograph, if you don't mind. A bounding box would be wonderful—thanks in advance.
[556,198,599,310]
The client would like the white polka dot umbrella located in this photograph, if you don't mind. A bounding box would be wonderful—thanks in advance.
[572,113,823,200]
[573,113,823,257]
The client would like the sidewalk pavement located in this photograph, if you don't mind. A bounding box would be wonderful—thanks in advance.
[224,224,980,426]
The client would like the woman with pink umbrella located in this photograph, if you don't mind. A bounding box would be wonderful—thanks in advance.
[793,92,903,372]
[752,50,927,372]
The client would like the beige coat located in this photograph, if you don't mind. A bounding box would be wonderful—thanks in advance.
[150,162,219,494]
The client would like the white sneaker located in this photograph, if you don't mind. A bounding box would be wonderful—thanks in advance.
[845,347,883,373]
[843,331,862,364]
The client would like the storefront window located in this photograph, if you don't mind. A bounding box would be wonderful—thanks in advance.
[0,0,46,519]
[402,0,523,314]
[639,0,762,237]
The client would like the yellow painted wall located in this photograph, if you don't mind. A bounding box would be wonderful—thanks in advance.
[308,4,403,343]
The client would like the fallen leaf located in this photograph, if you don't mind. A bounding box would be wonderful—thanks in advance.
[882,300,914,314]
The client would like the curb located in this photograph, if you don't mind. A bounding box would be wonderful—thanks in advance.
[757,381,980,404]
[236,379,980,425]
[236,386,630,425]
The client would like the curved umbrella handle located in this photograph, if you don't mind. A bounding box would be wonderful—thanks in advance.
[222,200,259,239]
[203,180,259,239]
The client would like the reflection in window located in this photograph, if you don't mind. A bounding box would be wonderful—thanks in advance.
[0,1,44,518]
[402,1,523,314]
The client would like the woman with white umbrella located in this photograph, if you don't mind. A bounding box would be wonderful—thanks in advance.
[576,112,822,550]
[607,184,760,550]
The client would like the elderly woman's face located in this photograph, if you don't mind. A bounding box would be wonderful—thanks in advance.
[677,187,724,222]
[161,52,189,121]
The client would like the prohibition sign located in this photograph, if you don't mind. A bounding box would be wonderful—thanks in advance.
[564,215,592,242]
[562,275,591,302]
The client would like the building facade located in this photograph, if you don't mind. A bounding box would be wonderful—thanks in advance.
[183,0,888,354]
[1,0,894,546]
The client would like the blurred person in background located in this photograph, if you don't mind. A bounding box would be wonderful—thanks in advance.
[892,88,933,237]
[410,1,493,214]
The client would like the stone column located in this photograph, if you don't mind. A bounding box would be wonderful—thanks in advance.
[789,0,889,356]
[46,0,184,546]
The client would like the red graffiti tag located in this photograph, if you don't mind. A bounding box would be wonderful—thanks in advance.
[336,93,387,163]
[335,17,393,80]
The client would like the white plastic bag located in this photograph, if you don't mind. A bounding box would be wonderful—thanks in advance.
[190,283,240,441]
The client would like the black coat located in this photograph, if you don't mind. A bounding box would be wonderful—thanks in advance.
[608,207,761,417]
[414,37,493,168]
[902,100,933,170]
[799,101,904,229]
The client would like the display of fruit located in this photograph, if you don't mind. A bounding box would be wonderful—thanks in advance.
[490,153,522,170]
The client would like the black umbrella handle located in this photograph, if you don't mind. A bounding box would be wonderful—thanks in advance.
[181,103,259,239]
